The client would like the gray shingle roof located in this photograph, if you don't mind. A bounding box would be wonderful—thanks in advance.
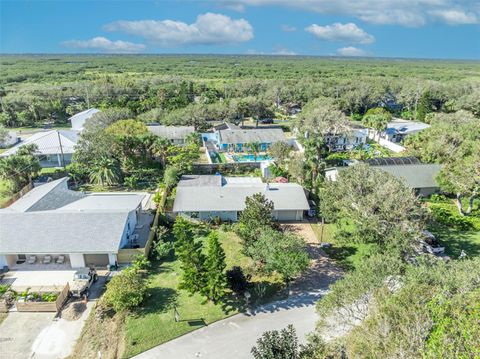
[173,177,309,212]
[0,211,129,254]
[218,128,286,145]
[147,125,194,140]
[372,164,441,189]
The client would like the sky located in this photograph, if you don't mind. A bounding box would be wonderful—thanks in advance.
[1,0,479,59]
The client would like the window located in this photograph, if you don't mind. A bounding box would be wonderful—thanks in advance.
[190,212,199,219]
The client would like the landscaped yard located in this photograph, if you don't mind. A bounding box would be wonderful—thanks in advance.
[121,230,283,357]
[0,179,12,207]
[311,223,377,270]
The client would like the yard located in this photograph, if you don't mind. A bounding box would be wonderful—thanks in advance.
[77,230,284,358]
[311,222,377,270]
[0,179,11,207]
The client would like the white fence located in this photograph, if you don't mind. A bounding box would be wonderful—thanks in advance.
[369,134,406,153]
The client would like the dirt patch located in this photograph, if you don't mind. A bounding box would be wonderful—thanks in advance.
[61,301,87,321]
[69,301,125,359]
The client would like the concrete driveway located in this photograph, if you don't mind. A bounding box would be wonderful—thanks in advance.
[0,272,109,359]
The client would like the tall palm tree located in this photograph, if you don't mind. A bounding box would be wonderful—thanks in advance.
[89,157,121,187]
[247,142,261,162]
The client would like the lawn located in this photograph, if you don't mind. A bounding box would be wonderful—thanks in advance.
[0,179,12,207]
[122,230,283,357]
[425,197,480,258]
[311,222,377,271]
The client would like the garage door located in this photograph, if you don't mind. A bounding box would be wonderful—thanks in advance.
[84,254,109,267]
[276,210,299,221]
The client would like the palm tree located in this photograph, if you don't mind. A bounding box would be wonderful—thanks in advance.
[247,142,261,162]
[152,137,170,169]
[89,157,121,187]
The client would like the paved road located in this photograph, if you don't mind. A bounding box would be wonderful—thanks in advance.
[135,291,329,359]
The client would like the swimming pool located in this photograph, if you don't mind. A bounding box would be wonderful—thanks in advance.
[232,154,272,162]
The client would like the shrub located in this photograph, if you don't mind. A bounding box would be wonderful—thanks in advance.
[132,254,150,271]
[429,205,475,230]
[104,269,147,312]
[251,325,300,359]
[41,292,59,302]
[226,266,249,294]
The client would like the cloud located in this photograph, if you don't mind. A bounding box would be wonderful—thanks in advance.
[430,9,478,24]
[223,0,480,27]
[104,13,253,47]
[306,22,374,44]
[61,37,145,53]
[336,46,369,57]
[281,24,297,32]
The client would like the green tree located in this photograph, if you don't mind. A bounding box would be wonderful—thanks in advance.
[0,144,40,192]
[88,156,121,186]
[251,325,300,359]
[247,141,261,162]
[320,163,427,251]
[203,232,227,302]
[103,268,147,312]
[361,107,391,136]
[268,142,292,167]
[237,193,274,249]
[173,217,206,294]
[163,165,179,189]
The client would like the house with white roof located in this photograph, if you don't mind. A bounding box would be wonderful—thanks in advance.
[173,175,310,222]
[69,108,100,131]
[147,124,195,145]
[0,177,151,269]
[381,119,430,143]
[0,130,79,167]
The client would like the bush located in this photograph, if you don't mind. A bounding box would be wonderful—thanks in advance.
[104,269,147,312]
[251,325,300,359]
[226,266,249,294]
[132,254,150,271]
[429,205,475,230]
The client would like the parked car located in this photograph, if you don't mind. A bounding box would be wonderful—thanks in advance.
[259,118,274,124]
[70,267,98,298]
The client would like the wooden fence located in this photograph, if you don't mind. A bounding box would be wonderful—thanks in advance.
[15,283,70,313]
[0,182,34,208]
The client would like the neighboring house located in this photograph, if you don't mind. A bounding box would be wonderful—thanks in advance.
[0,130,79,167]
[0,177,149,269]
[147,125,195,145]
[173,175,310,222]
[304,122,368,152]
[381,119,430,143]
[203,128,287,152]
[0,131,18,148]
[69,108,100,131]
[324,157,441,196]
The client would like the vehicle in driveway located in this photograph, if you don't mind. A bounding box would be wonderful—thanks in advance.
[70,268,98,298]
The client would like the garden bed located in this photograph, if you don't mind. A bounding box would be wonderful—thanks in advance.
[15,283,70,312]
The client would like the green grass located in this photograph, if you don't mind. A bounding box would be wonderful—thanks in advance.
[0,179,12,207]
[311,223,377,271]
[123,230,283,357]
[218,153,227,163]
[426,198,480,258]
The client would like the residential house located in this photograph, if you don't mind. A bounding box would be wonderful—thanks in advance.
[381,119,430,143]
[147,125,195,145]
[0,177,151,269]
[0,130,79,167]
[324,157,441,196]
[324,122,369,152]
[203,128,287,153]
[173,175,310,222]
[69,108,100,131]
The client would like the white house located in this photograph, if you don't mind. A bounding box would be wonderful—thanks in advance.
[381,119,430,143]
[0,178,149,269]
[173,175,310,222]
[0,130,79,167]
[69,108,100,131]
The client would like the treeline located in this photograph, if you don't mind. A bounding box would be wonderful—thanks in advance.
[0,55,479,128]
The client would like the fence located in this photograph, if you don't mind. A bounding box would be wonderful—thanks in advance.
[15,283,70,313]
[369,134,406,153]
[0,182,34,208]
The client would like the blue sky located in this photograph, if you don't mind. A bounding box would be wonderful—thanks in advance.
[1,0,479,59]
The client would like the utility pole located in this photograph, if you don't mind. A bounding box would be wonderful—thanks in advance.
[57,130,66,169]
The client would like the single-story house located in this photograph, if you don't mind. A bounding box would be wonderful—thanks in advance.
[173,175,310,222]
[381,119,430,143]
[0,130,79,167]
[0,177,149,269]
[69,108,100,131]
[324,157,441,196]
[203,128,287,152]
[147,125,195,145]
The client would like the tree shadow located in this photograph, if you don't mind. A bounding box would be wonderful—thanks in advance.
[323,245,357,271]
[134,287,178,316]
[430,224,480,258]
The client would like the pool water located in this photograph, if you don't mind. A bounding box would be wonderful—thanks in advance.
[233,154,272,162]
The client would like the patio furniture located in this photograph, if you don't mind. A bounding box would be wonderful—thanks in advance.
[56,255,65,264]
[43,255,52,264]
[27,255,37,264]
